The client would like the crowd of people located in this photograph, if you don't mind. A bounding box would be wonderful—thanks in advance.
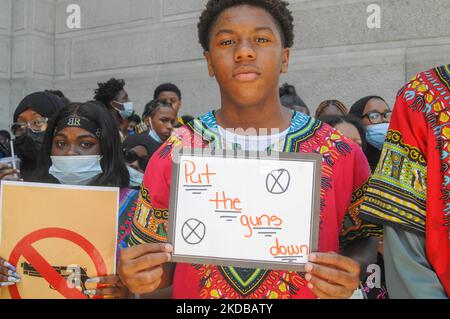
[0,0,448,300]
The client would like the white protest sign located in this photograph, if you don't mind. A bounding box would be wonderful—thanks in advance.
[168,150,322,271]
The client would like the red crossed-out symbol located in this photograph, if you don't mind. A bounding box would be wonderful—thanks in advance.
[7,228,108,299]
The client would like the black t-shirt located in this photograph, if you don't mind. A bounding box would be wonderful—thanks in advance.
[365,143,382,173]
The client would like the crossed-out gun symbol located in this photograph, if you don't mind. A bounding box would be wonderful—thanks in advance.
[21,262,89,292]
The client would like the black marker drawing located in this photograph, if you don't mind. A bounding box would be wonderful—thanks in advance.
[273,256,305,263]
[184,185,212,195]
[182,219,206,245]
[266,169,291,194]
[220,215,238,220]
[215,210,242,214]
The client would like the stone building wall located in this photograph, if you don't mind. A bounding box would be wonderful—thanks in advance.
[1,0,450,130]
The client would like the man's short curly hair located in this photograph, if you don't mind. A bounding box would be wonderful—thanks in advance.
[198,0,294,52]
[94,78,126,107]
[154,83,182,100]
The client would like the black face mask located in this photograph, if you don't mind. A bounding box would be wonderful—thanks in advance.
[14,130,45,161]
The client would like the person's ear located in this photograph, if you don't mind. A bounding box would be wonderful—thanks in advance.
[280,48,290,74]
[204,51,215,77]
[110,100,120,109]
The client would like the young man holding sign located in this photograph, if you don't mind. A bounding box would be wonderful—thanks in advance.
[118,0,381,299]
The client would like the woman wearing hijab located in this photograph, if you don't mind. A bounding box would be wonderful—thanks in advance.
[0,92,64,181]
[0,101,137,298]
[349,96,392,172]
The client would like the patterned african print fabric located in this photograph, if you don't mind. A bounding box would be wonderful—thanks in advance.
[128,111,382,299]
[117,188,139,253]
[360,65,450,296]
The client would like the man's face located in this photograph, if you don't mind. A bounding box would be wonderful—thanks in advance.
[150,107,177,141]
[204,5,290,107]
[128,121,138,132]
[111,89,130,110]
[158,91,181,114]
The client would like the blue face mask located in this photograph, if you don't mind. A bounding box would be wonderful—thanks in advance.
[114,101,134,119]
[49,156,103,186]
[127,166,144,188]
[149,129,163,143]
[147,121,164,143]
[366,123,390,150]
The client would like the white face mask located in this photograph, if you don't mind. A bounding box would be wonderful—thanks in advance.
[127,166,144,188]
[49,156,103,186]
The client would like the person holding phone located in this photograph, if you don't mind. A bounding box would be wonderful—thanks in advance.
[0,92,64,182]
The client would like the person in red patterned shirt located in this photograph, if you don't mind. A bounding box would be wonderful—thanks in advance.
[117,0,381,299]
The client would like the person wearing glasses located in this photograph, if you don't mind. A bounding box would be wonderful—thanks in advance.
[122,133,157,189]
[360,66,450,299]
[350,96,392,172]
[0,92,64,181]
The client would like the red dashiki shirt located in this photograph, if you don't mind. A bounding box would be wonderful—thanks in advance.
[128,111,381,299]
[360,65,450,296]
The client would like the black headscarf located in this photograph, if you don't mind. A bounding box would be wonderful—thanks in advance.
[122,133,162,171]
[123,133,159,156]
[349,96,387,119]
[349,95,388,172]
[14,92,64,122]
[12,92,64,181]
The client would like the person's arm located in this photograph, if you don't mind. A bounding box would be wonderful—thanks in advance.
[305,141,380,299]
[119,135,183,296]
[0,163,21,181]
[118,243,173,296]
[135,263,175,299]
[383,226,447,299]
[304,252,361,299]
[339,145,383,278]
[340,236,378,280]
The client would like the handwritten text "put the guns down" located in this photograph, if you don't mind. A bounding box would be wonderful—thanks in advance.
[183,160,310,259]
